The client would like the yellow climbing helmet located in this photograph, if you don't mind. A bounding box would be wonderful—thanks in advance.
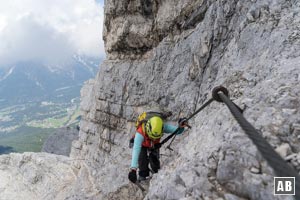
[145,116,164,140]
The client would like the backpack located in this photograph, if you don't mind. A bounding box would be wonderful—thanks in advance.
[129,111,172,148]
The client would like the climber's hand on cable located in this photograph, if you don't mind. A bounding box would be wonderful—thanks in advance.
[178,118,191,128]
[128,168,137,183]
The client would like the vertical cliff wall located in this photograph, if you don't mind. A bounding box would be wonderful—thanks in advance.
[69,0,300,199]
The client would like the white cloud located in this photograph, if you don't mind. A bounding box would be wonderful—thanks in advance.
[0,0,104,66]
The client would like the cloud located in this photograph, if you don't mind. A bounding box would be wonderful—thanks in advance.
[0,0,104,66]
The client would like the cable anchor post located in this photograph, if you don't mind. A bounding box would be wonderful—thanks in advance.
[212,86,244,113]
[212,86,229,102]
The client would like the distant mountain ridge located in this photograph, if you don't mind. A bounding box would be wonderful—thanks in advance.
[0,55,102,107]
[0,55,102,153]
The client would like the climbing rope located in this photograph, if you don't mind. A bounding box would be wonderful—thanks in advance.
[186,98,214,121]
[158,98,214,150]
[212,86,300,199]
[159,86,300,199]
[128,85,300,197]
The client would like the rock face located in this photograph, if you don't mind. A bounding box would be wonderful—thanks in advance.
[42,127,79,156]
[0,153,76,200]
[1,0,300,199]
[103,0,212,59]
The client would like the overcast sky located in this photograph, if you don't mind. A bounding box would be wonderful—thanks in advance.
[0,0,104,66]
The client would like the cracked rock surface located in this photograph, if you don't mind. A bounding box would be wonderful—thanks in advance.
[72,0,299,199]
[0,153,76,200]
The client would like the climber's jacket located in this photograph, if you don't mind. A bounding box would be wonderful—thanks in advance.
[136,125,160,148]
[130,123,185,169]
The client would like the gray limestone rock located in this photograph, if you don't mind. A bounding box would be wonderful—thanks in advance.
[275,143,291,158]
[0,153,76,200]
[70,0,300,199]
[42,127,79,156]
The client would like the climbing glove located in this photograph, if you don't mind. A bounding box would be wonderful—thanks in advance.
[128,169,137,183]
[178,117,190,128]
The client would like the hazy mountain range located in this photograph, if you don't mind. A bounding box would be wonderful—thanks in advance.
[0,55,101,153]
[0,55,101,107]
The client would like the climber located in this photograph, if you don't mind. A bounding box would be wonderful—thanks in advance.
[128,116,189,183]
